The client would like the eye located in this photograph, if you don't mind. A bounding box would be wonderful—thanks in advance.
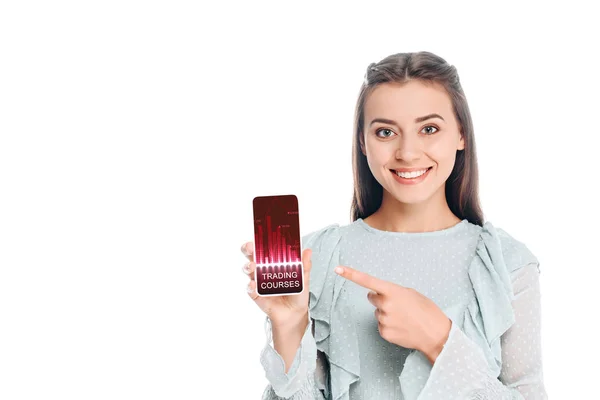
[375,125,439,138]
[375,128,395,138]
[421,125,439,135]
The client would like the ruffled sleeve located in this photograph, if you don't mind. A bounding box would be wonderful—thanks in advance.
[260,223,361,400]
[304,223,361,400]
[260,314,327,399]
[398,221,548,399]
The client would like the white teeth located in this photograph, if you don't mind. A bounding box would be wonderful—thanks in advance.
[395,168,429,178]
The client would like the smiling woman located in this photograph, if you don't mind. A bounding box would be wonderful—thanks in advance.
[354,63,477,232]
[245,51,548,400]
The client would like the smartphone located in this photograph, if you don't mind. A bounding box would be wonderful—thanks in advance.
[252,194,304,297]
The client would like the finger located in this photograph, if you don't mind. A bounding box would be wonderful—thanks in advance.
[302,248,312,283]
[243,260,256,281]
[334,265,390,294]
[374,307,382,320]
[246,280,260,301]
[246,279,269,313]
[241,241,255,262]
[377,321,385,337]
[367,290,383,308]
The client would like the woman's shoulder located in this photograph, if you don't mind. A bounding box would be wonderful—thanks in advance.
[301,221,354,253]
[483,221,541,274]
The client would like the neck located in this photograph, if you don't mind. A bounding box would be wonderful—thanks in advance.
[365,188,461,233]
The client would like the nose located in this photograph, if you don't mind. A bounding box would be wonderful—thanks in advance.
[395,134,422,162]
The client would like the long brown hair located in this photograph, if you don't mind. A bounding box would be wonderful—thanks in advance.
[350,51,484,226]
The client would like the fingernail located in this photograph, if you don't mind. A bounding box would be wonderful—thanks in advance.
[246,284,253,293]
[242,262,251,274]
[335,267,343,274]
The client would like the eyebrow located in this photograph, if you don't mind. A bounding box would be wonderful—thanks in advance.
[368,113,445,128]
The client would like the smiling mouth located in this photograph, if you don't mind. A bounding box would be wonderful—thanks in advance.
[390,166,433,178]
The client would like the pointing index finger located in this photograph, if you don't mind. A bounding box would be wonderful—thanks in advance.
[334,265,389,294]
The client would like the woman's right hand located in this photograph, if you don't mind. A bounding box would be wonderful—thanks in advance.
[241,241,312,328]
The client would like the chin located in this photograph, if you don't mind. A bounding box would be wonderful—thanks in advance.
[386,183,444,206]
[393,193,433,205]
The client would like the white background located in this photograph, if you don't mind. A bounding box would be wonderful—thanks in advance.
[1,1,598,399]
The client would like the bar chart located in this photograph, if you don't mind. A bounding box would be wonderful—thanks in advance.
[252,195,303,295]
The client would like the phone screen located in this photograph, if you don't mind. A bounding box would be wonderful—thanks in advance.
[252,194,304,296]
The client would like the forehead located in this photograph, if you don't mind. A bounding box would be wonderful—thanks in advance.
[364,80,454,121]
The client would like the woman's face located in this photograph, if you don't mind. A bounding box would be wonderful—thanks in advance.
[360,80,465,206]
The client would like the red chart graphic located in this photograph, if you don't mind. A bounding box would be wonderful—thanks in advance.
[253,195,303,295]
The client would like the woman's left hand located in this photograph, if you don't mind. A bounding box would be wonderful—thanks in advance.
[334,265,452,362]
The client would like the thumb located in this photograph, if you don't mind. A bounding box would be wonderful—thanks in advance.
[302,248,313,287]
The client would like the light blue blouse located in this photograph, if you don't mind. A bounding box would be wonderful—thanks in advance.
[258,218,547,399]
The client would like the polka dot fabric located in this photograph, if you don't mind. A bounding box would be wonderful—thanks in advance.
[259,219,548,399]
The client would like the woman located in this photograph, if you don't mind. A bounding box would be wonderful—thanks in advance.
[241,51,547,400]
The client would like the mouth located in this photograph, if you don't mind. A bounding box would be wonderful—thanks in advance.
[389,166,433,184]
